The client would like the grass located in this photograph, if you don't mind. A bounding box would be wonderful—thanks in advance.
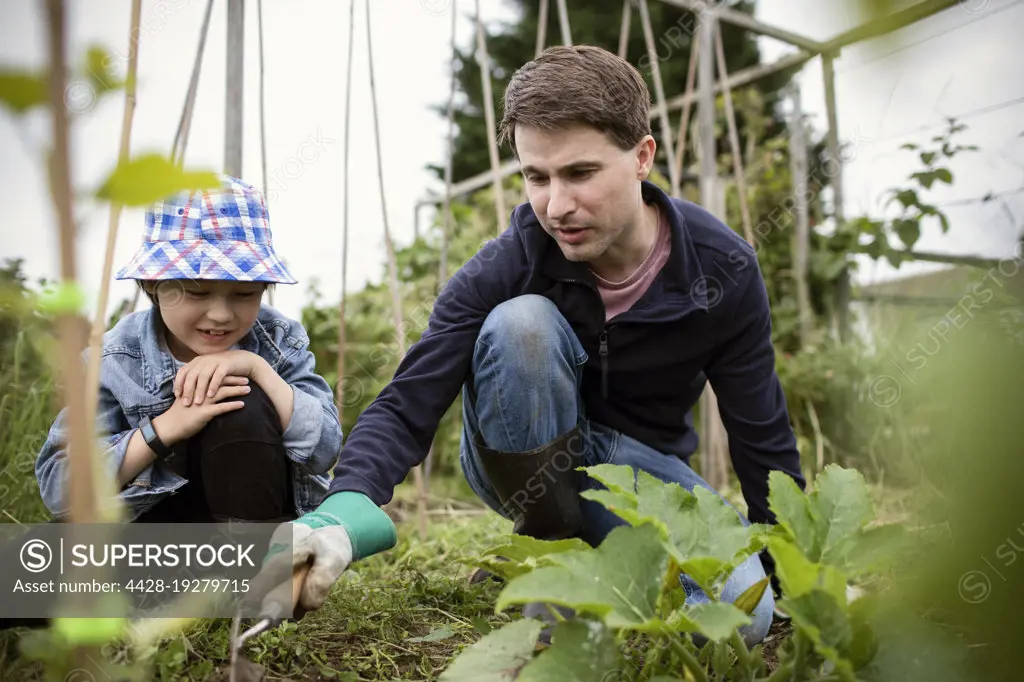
[0,486,522,681]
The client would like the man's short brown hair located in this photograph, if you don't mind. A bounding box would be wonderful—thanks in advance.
[497,45,652,155]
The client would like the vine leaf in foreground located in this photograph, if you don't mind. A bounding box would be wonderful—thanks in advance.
[96,153,220,207]
[582,464,769,595]
[495,523,668,631]
[438,618,542,682]
[518,619,623,681]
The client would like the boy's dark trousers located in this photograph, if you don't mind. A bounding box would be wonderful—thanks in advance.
[0,383,296,630]
[135,382,296,523]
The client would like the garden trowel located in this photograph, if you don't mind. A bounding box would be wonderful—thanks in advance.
[227,560,312,682]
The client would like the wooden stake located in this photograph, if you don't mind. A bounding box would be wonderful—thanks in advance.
[638,0,679,196]
[84,0,142,440]
[440,0,457,289]
[536,0,549,57]
[713,21,754,245]
[337,0,355,412]
[366,0,428,539]
[672,32,700,196]
[46,0,94,526]
[224,0,244,177]
[426,0,460,490]
[697,9,728,492]
[555,0,572,45]
[617,0,631,59]
[822,53,851,343]
[788,83,814,347]
[257,0,273,307]
[474,0,507,234]
[171,0,214,165]
[697,10,717,206]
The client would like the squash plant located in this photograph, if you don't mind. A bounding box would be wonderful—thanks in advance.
[441,463,964,681]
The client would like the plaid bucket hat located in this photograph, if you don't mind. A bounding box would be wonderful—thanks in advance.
[116,175,297,284]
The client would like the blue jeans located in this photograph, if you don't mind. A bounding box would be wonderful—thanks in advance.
[459,294,775,646]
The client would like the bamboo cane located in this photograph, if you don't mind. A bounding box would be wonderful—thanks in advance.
[617,0,632,59]
[713,21,754,245]
[638,0,679,197]
[257,0,273,307]
[83,0,142,447]
[337,0,356,412]
[366,0,428,539]
[536,0,549,57]
[45,2,103,674]
[425,0,461,487]
[672,33,700,194]
[45,0,94,527]
[475,0,507,234]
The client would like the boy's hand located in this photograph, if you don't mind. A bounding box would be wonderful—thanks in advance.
[156,377,252,443]
[174,350,265,406]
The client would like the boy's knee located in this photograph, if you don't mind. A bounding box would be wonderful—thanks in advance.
[203,381,281,439]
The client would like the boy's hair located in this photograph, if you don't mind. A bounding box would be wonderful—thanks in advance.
[497,45,652,156]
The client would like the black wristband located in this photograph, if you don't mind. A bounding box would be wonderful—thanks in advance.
[139,415,173,461]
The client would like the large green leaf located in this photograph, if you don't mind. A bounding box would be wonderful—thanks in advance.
[767,470,820,559]
[666,601,751,643]
[0,70,48,114]
[438,618,541,682]
[477,536,593,581]
[781,589,855,679]
[518,619,623,681]
[769,465,900,580]
[581,463,641,496]
[814,467,875,565]
[95,153,220,206]
[583,466,765,595]
[767,537,846,606]
[495,524,668,631]
[831,524,908,576]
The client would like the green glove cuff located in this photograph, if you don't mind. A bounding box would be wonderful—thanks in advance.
[297,491,398,561]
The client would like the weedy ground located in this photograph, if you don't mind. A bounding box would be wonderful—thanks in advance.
[0,478,914,681]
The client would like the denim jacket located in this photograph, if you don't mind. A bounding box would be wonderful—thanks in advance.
[35,305,341,521]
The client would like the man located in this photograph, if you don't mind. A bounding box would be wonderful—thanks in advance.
[270,45,805,647]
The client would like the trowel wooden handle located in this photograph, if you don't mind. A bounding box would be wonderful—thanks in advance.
[291,560,312,611]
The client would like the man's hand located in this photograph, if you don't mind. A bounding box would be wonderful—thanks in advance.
[255,492,398,616]
[173,350,263,406]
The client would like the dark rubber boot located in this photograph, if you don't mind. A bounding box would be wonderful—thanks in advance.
[472,426,585,644]
[473,425,585,540]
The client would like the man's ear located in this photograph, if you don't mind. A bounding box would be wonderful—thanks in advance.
[636,135,657,180]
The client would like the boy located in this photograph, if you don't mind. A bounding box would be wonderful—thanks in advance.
[261,46,806,647]
[35,175,342,524]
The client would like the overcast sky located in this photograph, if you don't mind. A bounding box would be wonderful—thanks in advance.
[1,0,1021,321]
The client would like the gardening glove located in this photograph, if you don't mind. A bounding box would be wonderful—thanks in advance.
[254,491,397,617]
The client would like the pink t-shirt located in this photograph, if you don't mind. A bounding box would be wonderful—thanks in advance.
[591,205,672,321]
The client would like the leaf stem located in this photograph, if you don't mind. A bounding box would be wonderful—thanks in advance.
[638,635,664,678]
[730,628,753,676]
[667,634,708,682]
